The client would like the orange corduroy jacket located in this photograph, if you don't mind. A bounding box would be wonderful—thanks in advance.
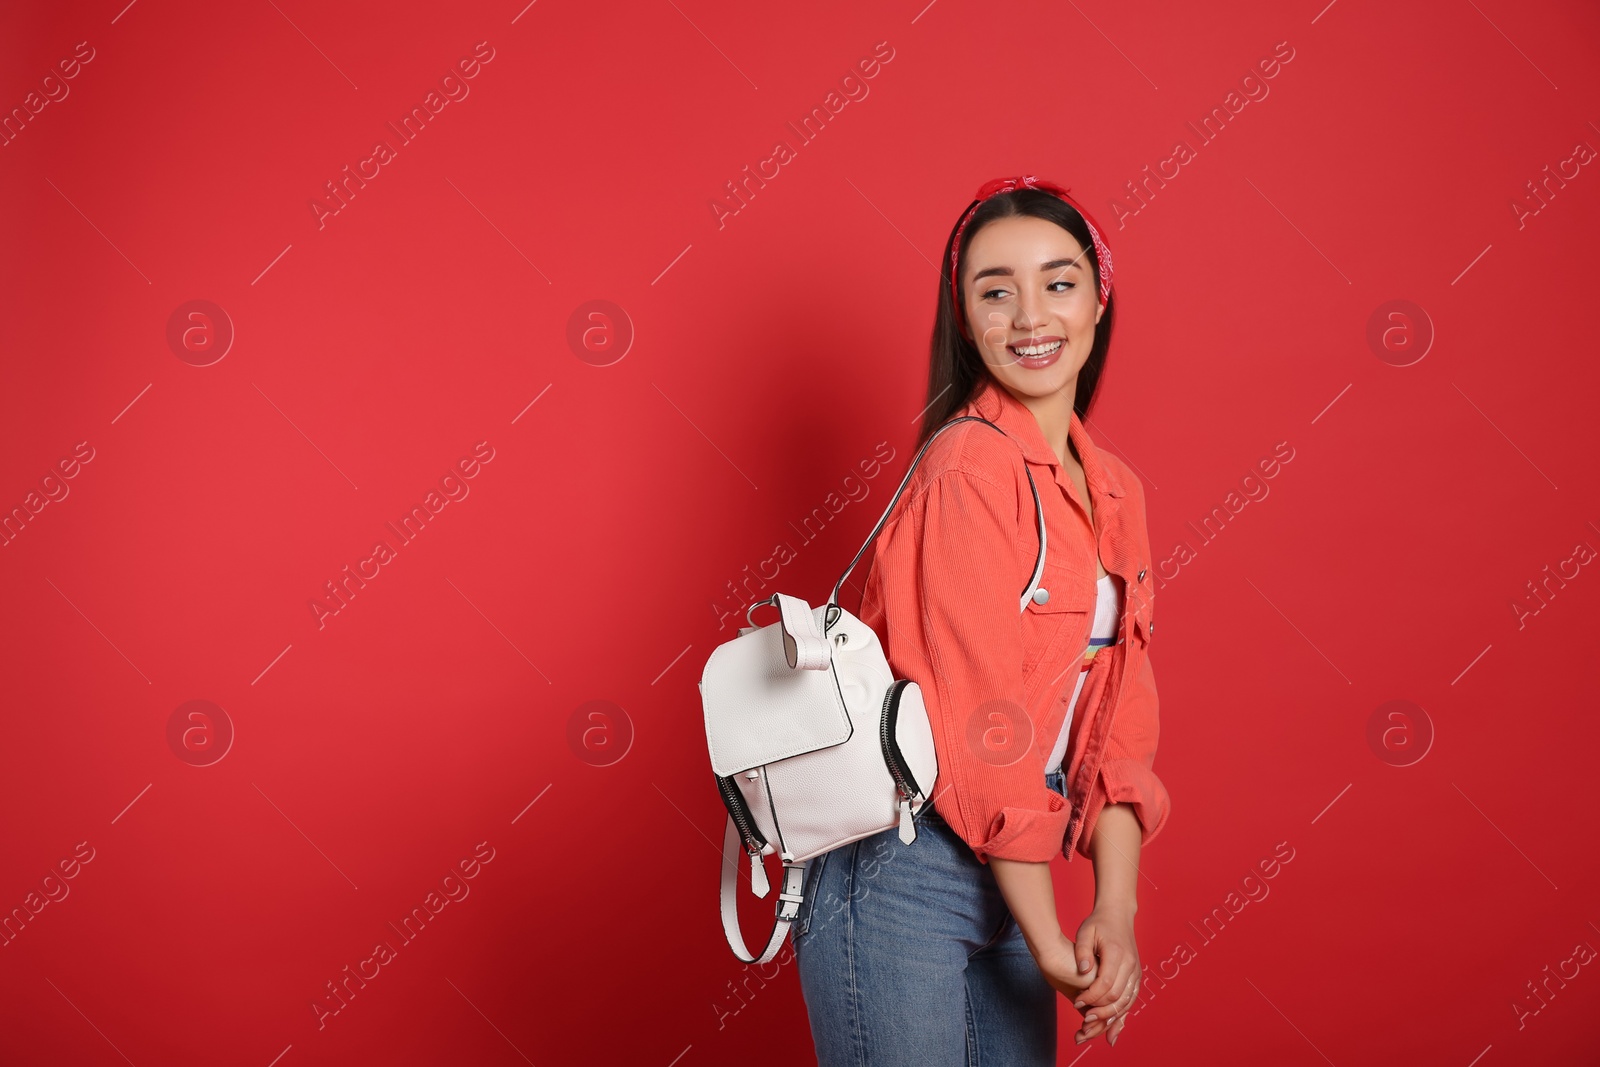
[858,376,1170,864]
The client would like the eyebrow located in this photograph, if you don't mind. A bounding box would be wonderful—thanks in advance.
[971,254,1086,283]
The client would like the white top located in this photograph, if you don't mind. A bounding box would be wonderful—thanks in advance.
[1045,573,1123,774]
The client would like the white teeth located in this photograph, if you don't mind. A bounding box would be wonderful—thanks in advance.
[1012,340,1062,357]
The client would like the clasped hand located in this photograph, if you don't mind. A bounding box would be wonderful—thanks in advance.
[1033,907,1138,1046]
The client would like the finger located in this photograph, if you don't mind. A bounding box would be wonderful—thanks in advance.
[1075,945,1128,1007]
[1080,962,1135,1032]
[1075,976,1118,1038]
[1078,1009,1115,1045]
[1078,995,1120,1035]
[1076,972,1115,1007]
[1068,968,1098,1011]
[1074,1013,1110,1045]
[1110,964,1140,1014]
[1073,932,1097,982]
[1068,952,1100,1011]
[1103,972,1138,1024]
[1077,1009,1114,1045]
[1100,979,1139,1049]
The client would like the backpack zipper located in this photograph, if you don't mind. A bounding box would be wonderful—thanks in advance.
[879,679,924,843]
[715,771,772,895]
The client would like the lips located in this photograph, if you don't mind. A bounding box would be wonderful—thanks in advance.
[1008,337,1063,356]
[1008,337,1063,369]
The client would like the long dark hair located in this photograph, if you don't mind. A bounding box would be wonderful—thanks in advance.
[916,188,1117,451]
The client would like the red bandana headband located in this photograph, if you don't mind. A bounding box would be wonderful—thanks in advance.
[949,175,1114,336]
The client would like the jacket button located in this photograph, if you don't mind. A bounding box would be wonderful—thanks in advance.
[1138,568,1147,582]
[1032,587,1050,605]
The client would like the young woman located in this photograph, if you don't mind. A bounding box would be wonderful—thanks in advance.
[792,176,1171,1065]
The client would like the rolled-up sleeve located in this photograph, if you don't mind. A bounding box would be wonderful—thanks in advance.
[873,465,1070,864]
[1073,461,1171,860]
[1075,645,1171,859]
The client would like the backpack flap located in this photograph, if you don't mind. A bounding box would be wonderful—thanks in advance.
[701,595,853,777]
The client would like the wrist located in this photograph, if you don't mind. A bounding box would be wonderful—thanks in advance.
[1091,895,1138,923]
[1022,923,1067,965]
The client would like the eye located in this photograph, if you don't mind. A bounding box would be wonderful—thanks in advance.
[1049,279,1076,291]
[980,287,1011,301]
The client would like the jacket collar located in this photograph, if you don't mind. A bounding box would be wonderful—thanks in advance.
[963,376,1126,498]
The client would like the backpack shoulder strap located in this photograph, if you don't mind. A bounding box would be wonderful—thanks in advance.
[827,416,1046,616]
[719,815,808,964]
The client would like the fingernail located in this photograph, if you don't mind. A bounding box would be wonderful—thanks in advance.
[1079,959,1093,972]
[1109,1031,1118,1046]
[1074,1000,1086,1010]
[1075,1033,1086,1045]
[1084,1013,1097,1023]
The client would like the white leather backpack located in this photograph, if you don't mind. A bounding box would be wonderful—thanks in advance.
[698,415,1048,963]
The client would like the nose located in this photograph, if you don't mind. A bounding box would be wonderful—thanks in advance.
[1012,287,1046,330]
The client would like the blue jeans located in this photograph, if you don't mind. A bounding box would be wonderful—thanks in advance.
[793,770,1069,1066]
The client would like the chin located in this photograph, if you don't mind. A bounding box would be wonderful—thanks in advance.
[988,358,1077,397]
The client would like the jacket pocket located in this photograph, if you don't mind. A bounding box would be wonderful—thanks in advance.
[1024,561,1097,616]
[1021,564,1095,681]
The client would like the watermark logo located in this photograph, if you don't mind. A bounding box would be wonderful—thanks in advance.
[1366,699,1433,767]
[1127,840,1297,1023]
[0,440,95,550]
[707,42,896,230]
[311,841,497,1030]
[167,699,234,767]
[308,42,497,230]
[0,41,95,149]
[1510,133,1596,230]
[308,442,496,630]
[1512,934,1596,1030]
[567,699,634,767]
[1511,534,1595,629]
[964,699,1033,767]
[709,441,896,632]
[166,300,234,366]
[1366,299,1433,367]
[566,300,633,367]
[0,841,96,949]
[1108,40,1297,229]
[1152,440,1296,588]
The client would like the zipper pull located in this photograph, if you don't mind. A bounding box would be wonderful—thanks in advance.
[749,850,770,898]
[898,797,916,844]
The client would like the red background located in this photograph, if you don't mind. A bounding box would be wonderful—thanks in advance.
[3,0,1598,1063]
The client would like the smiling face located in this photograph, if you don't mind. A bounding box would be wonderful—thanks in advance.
[960,213,1104,405]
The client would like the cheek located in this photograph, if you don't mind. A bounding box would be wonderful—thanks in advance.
[974,312,1010,349]
[1070,301,1101,338]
